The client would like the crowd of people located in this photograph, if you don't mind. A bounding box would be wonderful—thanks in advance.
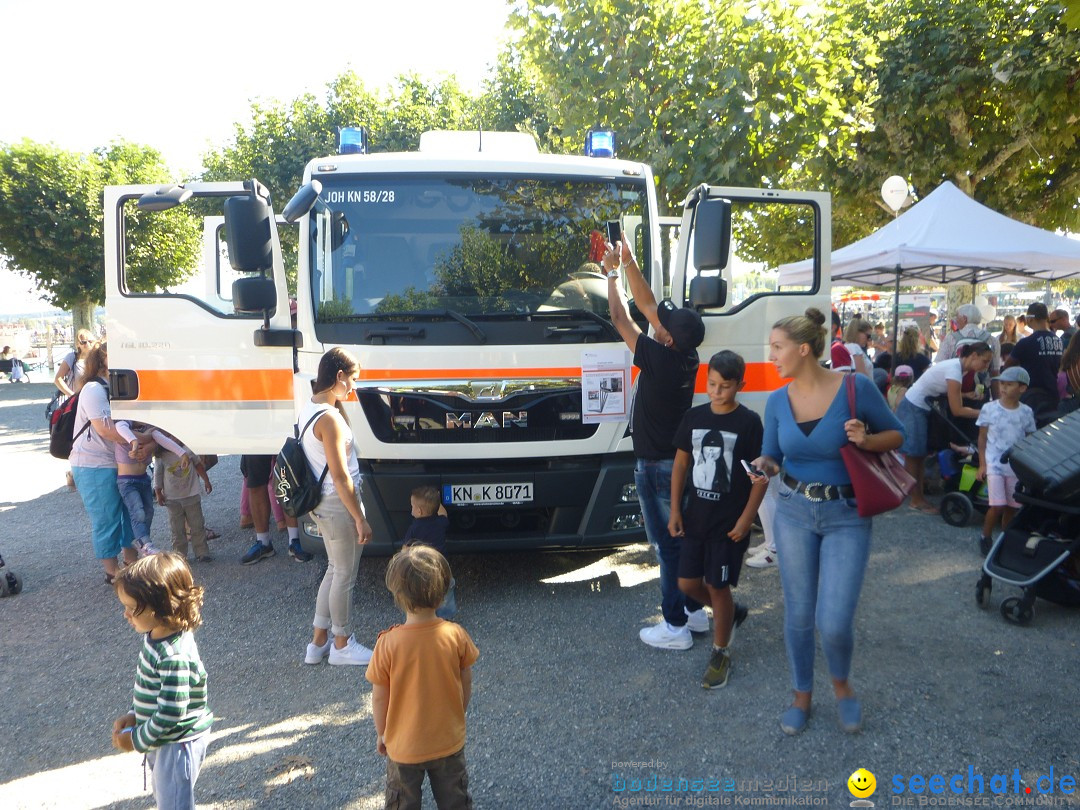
[50,285,1080,809]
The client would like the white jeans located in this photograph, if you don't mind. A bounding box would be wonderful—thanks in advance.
[310,494,364,637]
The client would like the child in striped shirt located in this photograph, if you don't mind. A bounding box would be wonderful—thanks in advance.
[111,553,213,809]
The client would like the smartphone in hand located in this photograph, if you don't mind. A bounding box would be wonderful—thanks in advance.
[606,220,621,247]
[741,459,765,478]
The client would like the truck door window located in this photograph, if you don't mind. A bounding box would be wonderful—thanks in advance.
[684,200,816,314]
[117,195,271,318]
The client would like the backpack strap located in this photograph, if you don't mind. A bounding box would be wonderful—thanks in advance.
[297,405,335,485]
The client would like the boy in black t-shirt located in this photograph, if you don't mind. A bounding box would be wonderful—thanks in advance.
[404,486,456,619]
[669,351,767,689]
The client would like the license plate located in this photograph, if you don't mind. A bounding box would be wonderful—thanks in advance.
[443,482,534,506]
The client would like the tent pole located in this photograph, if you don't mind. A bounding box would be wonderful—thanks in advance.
[891,264,901,373]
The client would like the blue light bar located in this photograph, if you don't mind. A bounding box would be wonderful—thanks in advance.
[585,129,616,158]
[339,126,368,155]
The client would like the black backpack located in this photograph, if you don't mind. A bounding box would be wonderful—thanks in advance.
[273,407,331,518]
[49,377,107,460]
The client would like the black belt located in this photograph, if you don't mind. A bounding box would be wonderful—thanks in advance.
[782,473,855,502]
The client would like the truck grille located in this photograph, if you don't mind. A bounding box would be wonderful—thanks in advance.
[358,385,598,444]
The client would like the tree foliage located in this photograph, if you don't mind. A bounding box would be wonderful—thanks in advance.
[0,140,200,328]
[826,0,1080,245]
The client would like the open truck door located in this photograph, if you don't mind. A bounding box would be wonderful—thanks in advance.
[674,185,831,415]
[104,181,298,454]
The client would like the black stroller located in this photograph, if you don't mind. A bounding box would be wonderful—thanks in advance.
[975,411,1080,625]
[927,398,989,530]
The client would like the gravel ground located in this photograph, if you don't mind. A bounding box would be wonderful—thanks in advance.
[1,381,1078,809]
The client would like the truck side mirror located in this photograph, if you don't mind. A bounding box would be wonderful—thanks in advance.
[282,180,323,224]
[224,195,273,272]
[232,276,277,315]
[689,276,727,310]
[693,198,732,272]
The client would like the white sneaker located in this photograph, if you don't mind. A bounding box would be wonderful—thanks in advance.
[304,638,332,665]
[134,539,159,557]
[685,608,710,634]
[639,620,693,650]
[746,546,777,569]
[328,636,373,666]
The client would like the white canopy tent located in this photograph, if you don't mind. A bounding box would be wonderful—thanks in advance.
[777,180,1080,288]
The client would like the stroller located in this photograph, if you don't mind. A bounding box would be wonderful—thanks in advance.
[927,399,989,530]
[975,410,1080,625]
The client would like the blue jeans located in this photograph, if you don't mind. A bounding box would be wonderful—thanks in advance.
[635,458,702,627]
[118,473,155,542]
[146,735,208,810]
[774,477,872,693]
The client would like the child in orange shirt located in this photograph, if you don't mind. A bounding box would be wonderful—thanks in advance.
[367,545,479,809]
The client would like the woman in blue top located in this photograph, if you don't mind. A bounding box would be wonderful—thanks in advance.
[750,308,904,736]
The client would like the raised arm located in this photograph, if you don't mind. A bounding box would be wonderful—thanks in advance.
[602,248,643,352]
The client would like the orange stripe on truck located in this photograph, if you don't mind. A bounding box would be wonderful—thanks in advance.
[132,362,786,402]
[136,369,294,401]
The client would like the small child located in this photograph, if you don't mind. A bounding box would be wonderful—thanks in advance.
[367,545,479,809]
[887,365,915,412]
[154,439,214,562]
[115,421,189,557]
[111,554,214,809]
[668,351,768,688]
[404,485,456,619]
[976,367,1037,551]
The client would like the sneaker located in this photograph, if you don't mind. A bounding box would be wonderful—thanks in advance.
[304,638,332,665]
[328,636,373,666]
[288,540,313,562]
[639,620,693,650]
[240,541,275,565]
[685,607,710,634]
[134,539,159,557]
[195,554,214,563]
[746,546,777,568]
[702,648,731,689]
[730,603,749,643]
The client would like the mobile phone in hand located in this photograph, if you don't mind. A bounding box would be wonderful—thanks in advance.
[606,220,621,247]
[741,459,765,478]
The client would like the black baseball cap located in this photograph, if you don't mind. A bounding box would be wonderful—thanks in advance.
[1026,302,1049,320]
[657,300,705,351]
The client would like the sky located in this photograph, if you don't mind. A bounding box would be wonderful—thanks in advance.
[0,0,512,315]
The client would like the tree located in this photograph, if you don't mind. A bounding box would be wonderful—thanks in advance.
[822,0,1080,245]
[0,140,200,333]
[510,0,878,216]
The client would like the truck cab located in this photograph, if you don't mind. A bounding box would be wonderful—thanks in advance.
[104,130,829,555]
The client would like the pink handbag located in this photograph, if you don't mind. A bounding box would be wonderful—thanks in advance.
[839,375,916,517]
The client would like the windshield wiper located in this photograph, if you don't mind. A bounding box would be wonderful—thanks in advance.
[532,309,621,341]
[409,309,487,344]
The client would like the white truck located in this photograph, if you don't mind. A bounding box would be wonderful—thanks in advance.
[104,129,829,554]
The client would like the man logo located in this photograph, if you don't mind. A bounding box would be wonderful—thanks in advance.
[445,411,528,429]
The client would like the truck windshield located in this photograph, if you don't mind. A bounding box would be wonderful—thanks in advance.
[308,174,650,339]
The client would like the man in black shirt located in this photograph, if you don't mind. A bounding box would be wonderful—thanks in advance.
[1007,302,1062,424]
[603,236,707,650]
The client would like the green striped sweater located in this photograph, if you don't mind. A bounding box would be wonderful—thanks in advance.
[130,631,213,753]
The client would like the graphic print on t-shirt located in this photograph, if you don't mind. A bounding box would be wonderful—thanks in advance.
[691,428,736,499]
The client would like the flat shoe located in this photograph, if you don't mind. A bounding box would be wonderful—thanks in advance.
[780,705,809,736]
[838,697,862,733]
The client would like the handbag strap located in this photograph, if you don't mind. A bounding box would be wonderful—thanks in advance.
[845,373,857,427]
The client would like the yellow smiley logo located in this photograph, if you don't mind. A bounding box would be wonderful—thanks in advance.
[848,768,877,798]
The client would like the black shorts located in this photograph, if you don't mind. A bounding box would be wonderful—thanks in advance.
[678,531,749,589]
[239,454,273,489]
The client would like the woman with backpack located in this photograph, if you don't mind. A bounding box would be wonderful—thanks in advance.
[299,348,376,667]
[53,329,97,490]
[69,344,141,583]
